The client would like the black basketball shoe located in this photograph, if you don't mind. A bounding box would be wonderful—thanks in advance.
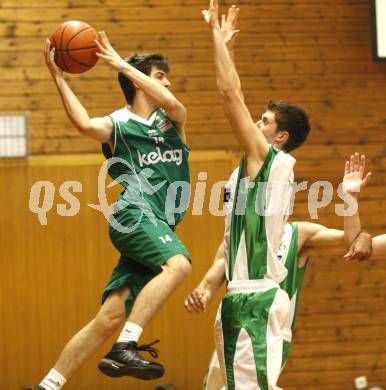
[98,339,164,380]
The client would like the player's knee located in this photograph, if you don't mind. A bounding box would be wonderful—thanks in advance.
[95,310,125,337]
[177,259,191,280]
[164,255,191,281]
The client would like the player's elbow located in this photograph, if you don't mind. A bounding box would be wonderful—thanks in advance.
[216,80,232,95]
[76,120,99,139]
[164,98,184,114]
[76,122,93,135]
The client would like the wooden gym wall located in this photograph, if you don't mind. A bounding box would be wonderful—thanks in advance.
[0,152,233,390]
[0,0,385,155]
[0,0,385,389]
[1,152,386,390]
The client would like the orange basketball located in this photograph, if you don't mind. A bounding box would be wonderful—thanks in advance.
[50,21,100,74]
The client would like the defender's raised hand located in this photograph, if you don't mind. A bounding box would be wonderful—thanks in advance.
[342,153,373,261]
[95,31,124,71]
[202,0,220,28]
[342,153,372,197]
[220,5,240,50]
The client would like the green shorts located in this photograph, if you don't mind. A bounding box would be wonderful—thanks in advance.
[102,207,190,315]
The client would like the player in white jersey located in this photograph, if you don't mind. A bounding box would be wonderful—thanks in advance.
[186,154,372,390]
[197,2,310,388]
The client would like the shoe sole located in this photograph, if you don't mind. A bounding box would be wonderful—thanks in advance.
[98,358,165,380]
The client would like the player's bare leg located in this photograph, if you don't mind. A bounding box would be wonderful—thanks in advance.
[98,254,191,380]
[129,254,191,326]
[28,288,130,390]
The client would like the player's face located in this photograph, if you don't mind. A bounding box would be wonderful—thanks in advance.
[256,110,278,143]
[150,66,171,89]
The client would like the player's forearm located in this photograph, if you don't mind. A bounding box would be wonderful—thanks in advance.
[230,55,245,100]
[211,27,266,161]
[212,26,241,95]
[228,43,235,61]
[120,64,182,112]
[344,198,361,245]
[200,242,226,292]
[53,76,93,133]
[199,258,226,299]
[226,44,245,101]
[344,212,361,245]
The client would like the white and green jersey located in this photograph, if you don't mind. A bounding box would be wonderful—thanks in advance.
[205,222,307,390]
[102,107,190,227]
[278,222,307,332]
[223,146,296,283]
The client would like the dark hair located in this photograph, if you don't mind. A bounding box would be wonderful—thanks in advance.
[267,100,311,152]
[118,53,170,105]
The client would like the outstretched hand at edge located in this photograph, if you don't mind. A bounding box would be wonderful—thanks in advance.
[220,5,240,50]
[342,153,372,198]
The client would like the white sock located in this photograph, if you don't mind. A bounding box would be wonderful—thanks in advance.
[40,368,66,390]
[117,321,143,343]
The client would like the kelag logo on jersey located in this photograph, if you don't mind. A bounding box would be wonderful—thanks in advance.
[137,147,183,167]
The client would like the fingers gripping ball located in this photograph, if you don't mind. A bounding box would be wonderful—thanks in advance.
[50,21,100,74]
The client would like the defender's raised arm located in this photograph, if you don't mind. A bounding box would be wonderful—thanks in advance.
[203,1,269,178]
[342,153,372,261]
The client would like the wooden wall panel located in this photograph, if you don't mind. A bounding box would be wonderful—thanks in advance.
[0,0,384,155]
[1,151,385,390]
[0,153,232,390]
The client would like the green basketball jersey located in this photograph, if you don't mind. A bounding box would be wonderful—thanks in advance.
[102,107,190,227]
[278,222,307,330]
[223,146,296,282]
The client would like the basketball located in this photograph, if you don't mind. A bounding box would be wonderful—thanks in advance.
[50,21,100,74]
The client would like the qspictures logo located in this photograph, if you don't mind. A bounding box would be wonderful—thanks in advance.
[28,157,362,232]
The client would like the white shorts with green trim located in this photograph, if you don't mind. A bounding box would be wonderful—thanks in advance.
[213,279,292,390]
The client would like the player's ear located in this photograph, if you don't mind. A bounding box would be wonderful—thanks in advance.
[276,130,289,147]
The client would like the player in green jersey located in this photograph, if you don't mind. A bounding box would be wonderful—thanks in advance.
[31,32,191,390]
[185,155,372,390]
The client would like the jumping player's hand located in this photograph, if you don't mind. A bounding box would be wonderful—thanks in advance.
[44,39,63,77]
[220,5,240,50]
[95,31,124,71]
[184,285,212,314]
[202,0,220,28]
[342,153,372,198]
[344,231,373,261]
